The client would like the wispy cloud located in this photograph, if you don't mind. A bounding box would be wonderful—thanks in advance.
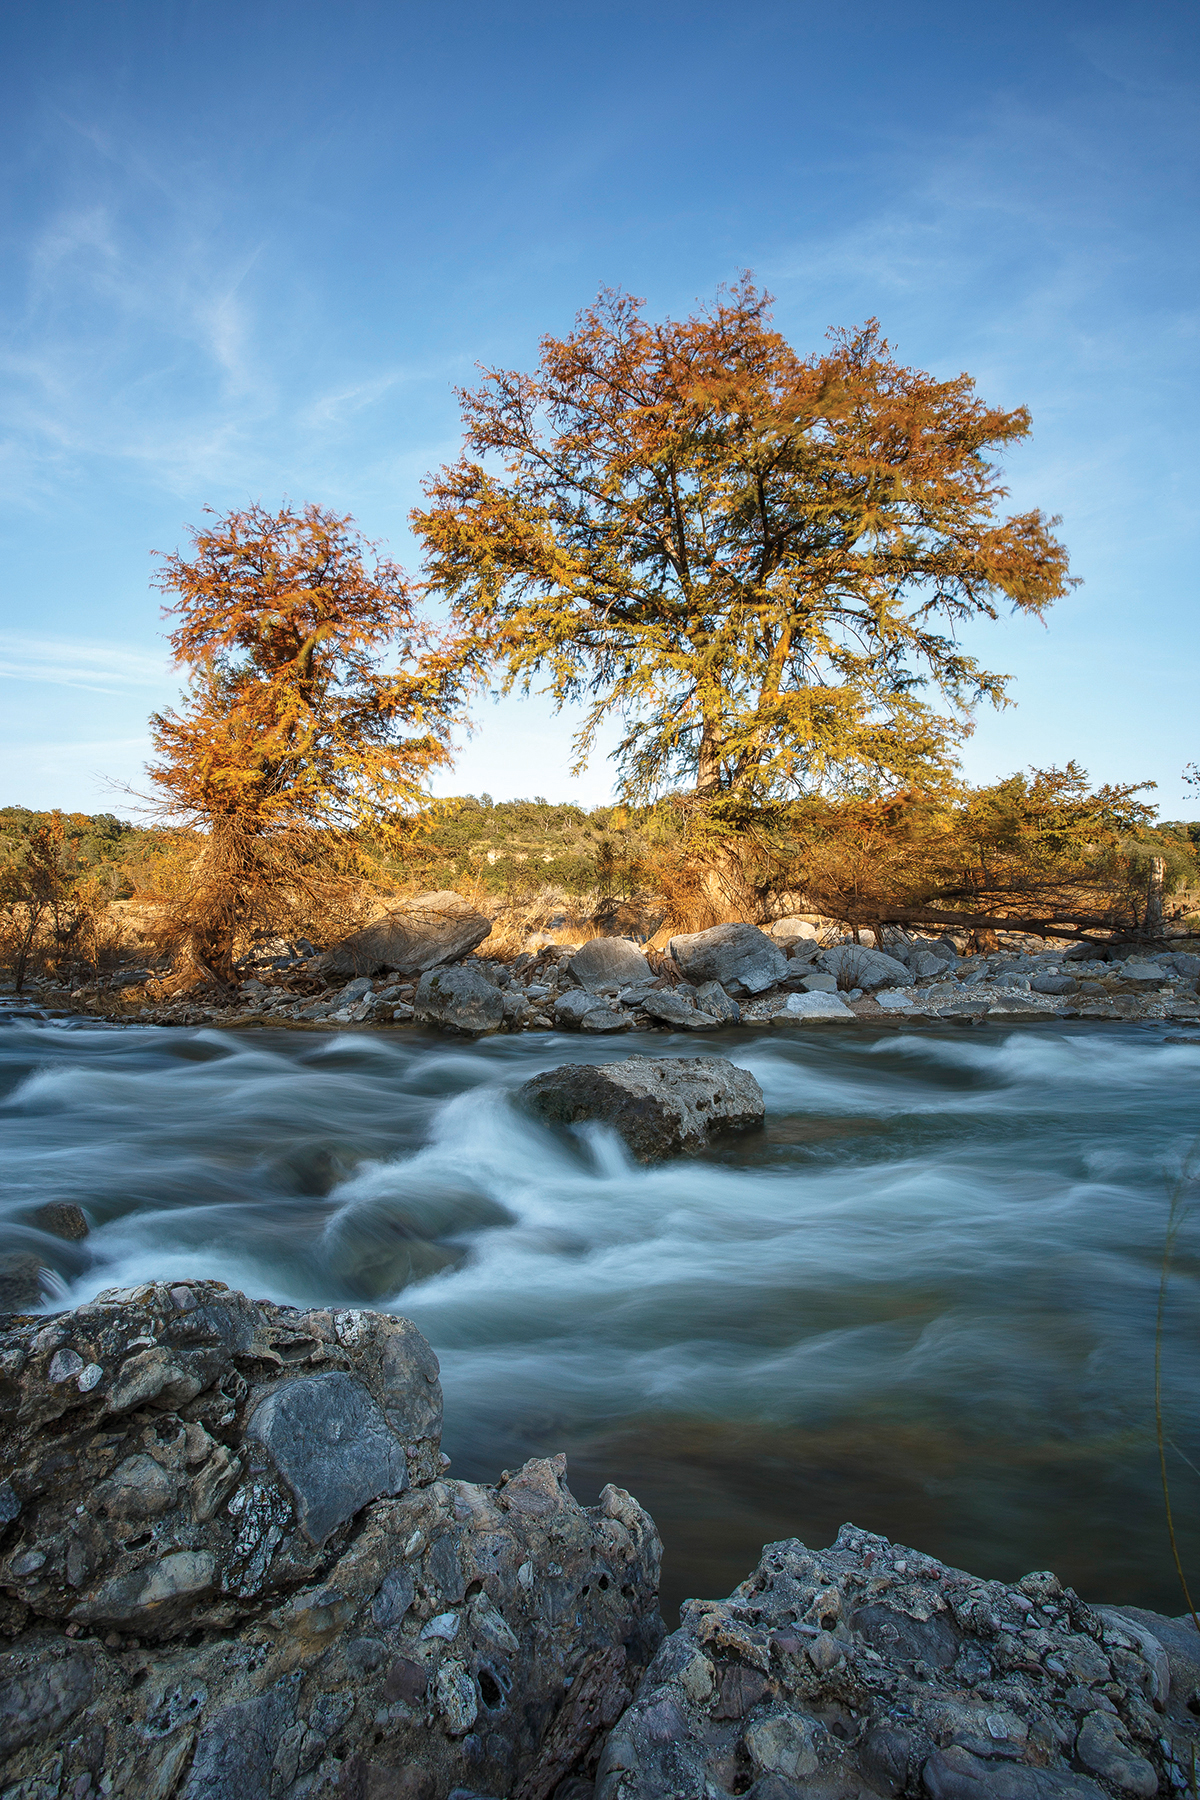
[0,635,168,693]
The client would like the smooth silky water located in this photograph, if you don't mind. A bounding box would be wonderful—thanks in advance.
[2,1010,1198,1621]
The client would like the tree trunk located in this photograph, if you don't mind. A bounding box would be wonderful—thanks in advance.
[696,720,721,795]
[12,904,44,993]
[1146,856,1165,932]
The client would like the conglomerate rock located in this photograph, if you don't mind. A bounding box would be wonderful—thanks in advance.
[597,1523,1200,1800]
[0,1284,664,1800]
[516,1055,765,1163]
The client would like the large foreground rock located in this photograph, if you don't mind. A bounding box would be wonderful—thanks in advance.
[0,1284,663,1799]
[600,1523,1198,1800]
[317,891,492,977]
[669,924,788,996]
[517,1054,765,1162]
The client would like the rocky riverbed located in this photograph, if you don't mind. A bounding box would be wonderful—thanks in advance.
[2,1284,1199,1800]
[11,899,1200,1036]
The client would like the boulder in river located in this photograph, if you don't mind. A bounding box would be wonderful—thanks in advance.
[0,1282,664,1800]
[517,1053,764,1161]
[598,1522,1196,1800]
[0,1254,46,1313]
[414,963,506,1035]
[30,1202,89,1241]
[669,923,788,996]
[316,891,492,977]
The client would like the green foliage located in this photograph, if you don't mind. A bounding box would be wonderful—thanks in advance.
[0,811,114,988]
[373,797,653,898]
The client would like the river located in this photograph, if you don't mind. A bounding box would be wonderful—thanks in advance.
[2,1009,1198,1621]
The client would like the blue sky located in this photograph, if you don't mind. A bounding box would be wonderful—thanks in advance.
[2,0,1197,816]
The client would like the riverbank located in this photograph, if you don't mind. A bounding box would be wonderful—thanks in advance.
[8,923,1200,1034]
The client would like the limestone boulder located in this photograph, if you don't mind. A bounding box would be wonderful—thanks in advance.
[414,964,506,1035]
[1122,959,1170,987]
[783,938,823,966]
[669,923,788,996]
[516,1054,764,1162]
[767,917,820,944]
[1032,973,1079,995]
[818,944,912,992]
[316,891,491,977]
[553,990,631,1033]
[695,980,741,1024]
[567,937,649,992]
[771,991,855,1024]
[640,991,717,1031]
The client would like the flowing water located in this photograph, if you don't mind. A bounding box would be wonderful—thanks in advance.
[2,1009,1199,1621]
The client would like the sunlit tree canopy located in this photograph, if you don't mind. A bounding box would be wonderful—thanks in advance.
[414,280,1076,806]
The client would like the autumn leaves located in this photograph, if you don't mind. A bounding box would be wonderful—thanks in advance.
[145,282,1075,980]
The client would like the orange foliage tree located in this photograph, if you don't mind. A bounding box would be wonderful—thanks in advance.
[148,502,466,984]
[414,280,1076,807]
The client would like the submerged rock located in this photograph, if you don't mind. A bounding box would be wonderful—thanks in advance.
[0,1256,46,1314]
[0,1284,664,1800]
[599,1524,1197,1800]
[516,1053,765,1161]
[669,924,788,996]
[317,891,492,978]
[30,1202,89,1241]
